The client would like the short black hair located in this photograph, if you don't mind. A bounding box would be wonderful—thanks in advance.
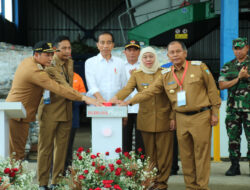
[97,31,114,42]
[167,41,187,51]
[53,35,70,48]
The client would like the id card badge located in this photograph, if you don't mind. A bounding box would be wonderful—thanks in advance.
[43,90,51,104]
[177,91,186,107]
[43,90,50,99]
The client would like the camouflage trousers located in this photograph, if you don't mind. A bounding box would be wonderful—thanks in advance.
[225,111,250,160]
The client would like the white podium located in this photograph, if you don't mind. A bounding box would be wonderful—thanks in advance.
[0,102,26,158]
[87,106,127,159]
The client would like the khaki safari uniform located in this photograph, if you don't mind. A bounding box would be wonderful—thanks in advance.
[116,68,174,190]
[6,57,83,160]
[37,55,74,186]
[130,61,221,190]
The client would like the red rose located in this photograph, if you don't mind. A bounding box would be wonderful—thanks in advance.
[92,162,96,166]
[115,147,122,153]
[116,159,122,165]
[115,168,122,176]
[78,175,85,180]
[116,168,122,172]
[114,184,122,190]
[78,156,83,160]
[108,163,114,167]
[9,172,16,177]
[77,147,84,153]
[109,164,115,172]
[94,169,99,174]
[91,155,97,159]
[126,171,133,177]
[140,155,145,159]
[86,149,90,153]
[96,153,100,157]
[115,170,121,176]
[4,168,11,174]
[103,180,114,184]
[100,165,106,170]
[84,170,89,174]
[76,153,80,157]
[105,152,109,156]
[124,152,130,157]
[137,147,143,152]
[94,188,101,190]
[104,184,112,188]
[13,168,19,172]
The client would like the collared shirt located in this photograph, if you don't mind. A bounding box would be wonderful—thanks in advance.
[219,56,250,112]
[124,61,140,113]
[116,68,173,132]
[37,54,75,122]
[6,57,82,122]
[85,53,127,101]
[130,61,221,116]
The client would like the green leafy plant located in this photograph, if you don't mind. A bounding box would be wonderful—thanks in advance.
[57,147,157,190]
[0,157,38,190]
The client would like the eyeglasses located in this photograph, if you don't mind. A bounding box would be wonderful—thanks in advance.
[168,49,184,56]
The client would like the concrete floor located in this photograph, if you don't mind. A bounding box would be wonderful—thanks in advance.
[29,126,250,190]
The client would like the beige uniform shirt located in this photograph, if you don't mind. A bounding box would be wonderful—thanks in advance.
[38,55,74,121]
[116,68,173,132]
[130,61,221,116]
[6,57,83,122]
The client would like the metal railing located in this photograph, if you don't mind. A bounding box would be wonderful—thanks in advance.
[118,0,211,43]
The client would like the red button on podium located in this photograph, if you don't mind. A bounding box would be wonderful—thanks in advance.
[103,102,112,107]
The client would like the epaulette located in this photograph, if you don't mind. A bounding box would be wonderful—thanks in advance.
[134,69,142,73]
[51,59,56,66]
[161,67,171,74]
[37,64,44,70]
[191,61,202,65]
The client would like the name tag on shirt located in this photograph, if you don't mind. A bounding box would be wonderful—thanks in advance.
[177,91,186,107]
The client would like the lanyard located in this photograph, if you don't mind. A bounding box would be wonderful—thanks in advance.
[172,60,189,91]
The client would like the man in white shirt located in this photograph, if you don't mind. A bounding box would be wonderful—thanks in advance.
[85,32,127,102]
[123,40,144,153]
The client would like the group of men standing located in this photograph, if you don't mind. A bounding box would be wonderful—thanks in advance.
[6,36,98,190]
[5,32,249,190]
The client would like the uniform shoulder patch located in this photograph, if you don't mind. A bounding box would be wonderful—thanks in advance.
[161,67,171,74]
[191,61,202,65]
[37,64,44,70]
[51,60,56,66]
[134,69,142,73]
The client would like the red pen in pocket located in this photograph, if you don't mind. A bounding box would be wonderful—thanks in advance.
[114,68,117,74]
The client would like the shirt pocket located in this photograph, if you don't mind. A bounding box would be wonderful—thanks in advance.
[188,77,201,84]
[165,83,178,102]
[187,77,202,94]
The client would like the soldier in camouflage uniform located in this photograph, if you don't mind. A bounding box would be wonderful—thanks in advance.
[219,37,250,176]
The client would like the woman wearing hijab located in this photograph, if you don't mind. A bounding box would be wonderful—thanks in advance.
[111,46,174,190]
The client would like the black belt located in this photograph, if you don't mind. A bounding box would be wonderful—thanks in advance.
[177,106,211,116]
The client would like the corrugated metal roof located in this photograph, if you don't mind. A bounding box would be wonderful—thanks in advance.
[25,0,131,46]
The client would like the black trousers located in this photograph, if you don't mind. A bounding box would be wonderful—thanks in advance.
[123,113,145,154]
[65,127,77,170]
